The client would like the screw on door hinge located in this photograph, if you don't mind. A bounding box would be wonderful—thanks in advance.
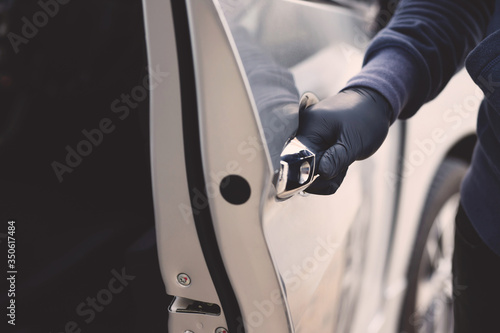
[215,328,228,333]
[177,273,191,286]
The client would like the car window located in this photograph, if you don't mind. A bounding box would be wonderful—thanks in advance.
[220,0,374,169]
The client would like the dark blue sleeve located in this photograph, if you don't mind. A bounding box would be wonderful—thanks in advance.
[345,0,495,122]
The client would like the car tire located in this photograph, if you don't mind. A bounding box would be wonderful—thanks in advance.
[399,157,469,333]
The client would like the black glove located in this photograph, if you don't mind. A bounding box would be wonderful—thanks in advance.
[295,87,393,195]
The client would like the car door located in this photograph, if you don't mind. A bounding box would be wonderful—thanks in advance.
[143,0,403,332]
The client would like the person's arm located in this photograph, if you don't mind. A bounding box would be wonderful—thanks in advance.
[296,0,495,194]
[346,0,495,122]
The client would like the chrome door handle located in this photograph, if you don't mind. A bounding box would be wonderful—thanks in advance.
[275,138,319,199]
[275,92,319,199]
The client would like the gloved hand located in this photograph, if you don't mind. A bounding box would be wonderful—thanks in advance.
[295,87,393,195]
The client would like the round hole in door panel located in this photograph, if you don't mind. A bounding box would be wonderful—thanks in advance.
[220,175,251,205]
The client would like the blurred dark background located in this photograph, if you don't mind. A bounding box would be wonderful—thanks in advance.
[0,0,169,331]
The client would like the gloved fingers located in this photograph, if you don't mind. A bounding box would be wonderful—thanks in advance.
[305,168,348,195]
[318,142,354,180]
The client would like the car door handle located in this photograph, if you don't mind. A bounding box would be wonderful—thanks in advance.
[275,92,319,199]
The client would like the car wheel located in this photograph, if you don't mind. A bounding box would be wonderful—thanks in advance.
[399,157,469,333]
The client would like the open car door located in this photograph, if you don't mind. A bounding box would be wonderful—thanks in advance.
[143,1,402,332]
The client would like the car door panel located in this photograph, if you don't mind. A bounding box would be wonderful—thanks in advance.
[144,0,401,332]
